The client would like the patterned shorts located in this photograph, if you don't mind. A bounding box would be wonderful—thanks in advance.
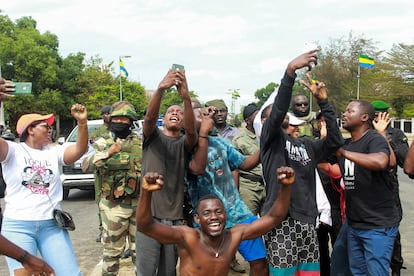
[264,217,320,275]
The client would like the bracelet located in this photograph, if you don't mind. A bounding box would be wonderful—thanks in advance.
[199,135,208,139]
[17,250,29,263]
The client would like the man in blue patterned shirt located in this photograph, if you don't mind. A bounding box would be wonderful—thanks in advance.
[187,105,269,275]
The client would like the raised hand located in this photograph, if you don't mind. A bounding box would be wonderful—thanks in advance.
[277,166,295,185]
[175,70,189,99]
[373,112,390,137]
[142,172,164,192]
[71,103,87,124]
[158,70,180,91]
[0,78,15,102]
[199,106,216,135]
[300,72,328,101]
[287,49,319,76]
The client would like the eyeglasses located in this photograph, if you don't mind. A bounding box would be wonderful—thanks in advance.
[35,123,52,131]
[295,102,309,107]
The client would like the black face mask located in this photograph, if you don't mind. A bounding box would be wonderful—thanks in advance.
[110,122,131,139]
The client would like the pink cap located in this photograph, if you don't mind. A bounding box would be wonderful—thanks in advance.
[16,113,54,136]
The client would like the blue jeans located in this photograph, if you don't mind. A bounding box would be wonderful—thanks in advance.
[348,224,398,276]
[1,217,82,276]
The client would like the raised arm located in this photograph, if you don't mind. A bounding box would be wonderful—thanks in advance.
[143,70,178,138]
[137,173,186,244]
[261,50,319,148]
[188,107,215,175]
[0,78,15,161]
[63,104,88,165]
[301,73,344,160]
[240,166,294,240]
[177,70,197,149]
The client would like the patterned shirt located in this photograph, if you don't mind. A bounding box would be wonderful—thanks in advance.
[187,136,253,228]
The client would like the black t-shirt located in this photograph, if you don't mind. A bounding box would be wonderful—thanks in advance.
[338,129,399,229]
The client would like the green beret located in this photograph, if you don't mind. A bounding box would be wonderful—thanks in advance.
[205,99,227,110]
[110,101,138,121]
[371,100,390,112]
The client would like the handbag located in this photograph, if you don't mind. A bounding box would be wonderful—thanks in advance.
[53,209,76,231]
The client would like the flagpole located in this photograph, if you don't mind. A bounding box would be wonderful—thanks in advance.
[357,65,361,100]
[119,55,131,101]
[119,57,123,101]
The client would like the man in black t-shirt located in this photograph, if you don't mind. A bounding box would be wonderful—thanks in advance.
[335,100,399,275]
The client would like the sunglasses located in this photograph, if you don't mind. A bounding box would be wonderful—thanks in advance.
[295,102,309,107]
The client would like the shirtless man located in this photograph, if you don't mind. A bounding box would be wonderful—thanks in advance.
[137,168,294,276]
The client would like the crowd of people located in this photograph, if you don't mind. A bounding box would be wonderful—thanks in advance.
[0,48,413,276]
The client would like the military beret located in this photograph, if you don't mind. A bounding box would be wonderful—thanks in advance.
[371,100,390,112]
[205,99,227,110]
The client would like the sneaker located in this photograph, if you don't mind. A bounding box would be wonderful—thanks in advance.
[230,256,246,273]
[95,233,102,243]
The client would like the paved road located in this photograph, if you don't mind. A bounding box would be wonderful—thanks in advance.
[1,172,413,275]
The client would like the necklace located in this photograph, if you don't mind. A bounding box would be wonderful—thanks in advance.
[203,233,226,258]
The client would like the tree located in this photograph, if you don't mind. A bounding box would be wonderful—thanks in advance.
[254,82,279,108]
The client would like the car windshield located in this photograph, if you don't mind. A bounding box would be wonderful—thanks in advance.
[66,124,102,142]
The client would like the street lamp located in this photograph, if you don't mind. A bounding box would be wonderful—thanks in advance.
[119,55,131,101]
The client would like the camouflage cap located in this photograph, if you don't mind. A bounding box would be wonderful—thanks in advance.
[205,99,227,110]
[110,101,138,121]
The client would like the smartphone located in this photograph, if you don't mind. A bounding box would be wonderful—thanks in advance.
[10,82,32,94]
[171,64,185,72]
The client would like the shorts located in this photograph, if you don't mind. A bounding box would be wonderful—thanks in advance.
[238,216,267,262]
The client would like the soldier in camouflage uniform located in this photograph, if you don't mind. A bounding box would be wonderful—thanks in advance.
[83,101,142,276]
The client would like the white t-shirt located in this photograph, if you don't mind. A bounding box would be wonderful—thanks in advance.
[2,141,66,220]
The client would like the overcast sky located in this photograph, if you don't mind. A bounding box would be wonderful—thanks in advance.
[3,0,414,112]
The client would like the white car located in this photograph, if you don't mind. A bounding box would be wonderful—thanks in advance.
[58,119,103,200]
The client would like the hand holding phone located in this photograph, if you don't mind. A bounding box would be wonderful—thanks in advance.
[303,42,319,70]
[171,64,185,72]
[0,79,15,94]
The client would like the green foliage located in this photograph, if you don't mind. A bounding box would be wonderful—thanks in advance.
[254,82,279,108]
[159,88,198,115]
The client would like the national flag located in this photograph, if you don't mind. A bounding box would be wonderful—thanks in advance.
[120,59,129,77]
[232,90,240,99]
[358,54,375,68]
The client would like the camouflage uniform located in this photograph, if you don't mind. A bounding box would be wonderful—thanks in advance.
[85,102,142,276]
